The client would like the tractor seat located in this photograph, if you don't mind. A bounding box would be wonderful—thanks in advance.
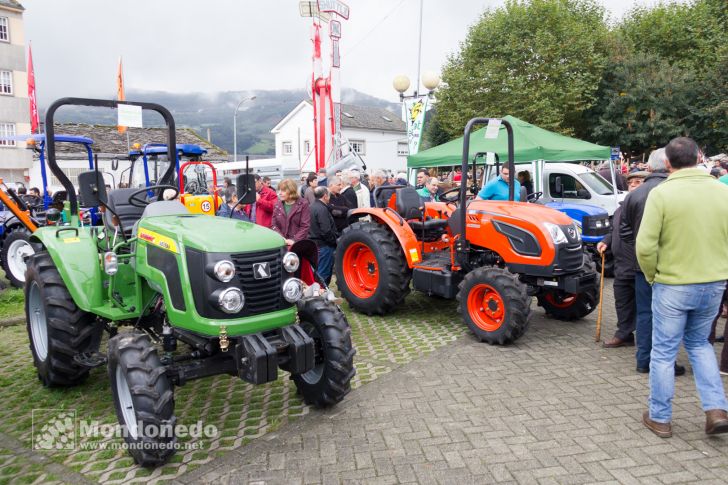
[395,187,449,234]
[104,188,146,238]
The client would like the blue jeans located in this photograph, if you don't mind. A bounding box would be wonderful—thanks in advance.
[317,245,335,286]
[649,281,728,423]
[635,271,653,368]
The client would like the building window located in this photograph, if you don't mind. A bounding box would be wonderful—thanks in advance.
[397,142,408,157]
[0,18,8,42]
[282,141,293,155]
[350,140,366,155]
[0,123,16,147]
[0,71,12,95]
[304,140,311,154]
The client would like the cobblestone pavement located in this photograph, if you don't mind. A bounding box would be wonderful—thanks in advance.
[177,281,728,485]
[3,280,728,484]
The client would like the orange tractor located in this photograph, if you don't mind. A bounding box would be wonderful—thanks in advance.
[334,117,599,344]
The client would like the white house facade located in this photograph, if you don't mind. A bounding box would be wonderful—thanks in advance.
[0,0,32,185]
[271,100,407,175]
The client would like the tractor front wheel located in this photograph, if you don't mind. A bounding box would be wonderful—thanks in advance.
[108,332,176,467]
[335,222,410,315]
[457,267,532,345]
[25,252,102,386]
[538,255,599,321]
[292,298,356,407]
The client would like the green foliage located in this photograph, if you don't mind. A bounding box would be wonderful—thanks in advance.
[0,286,24,319]
[420,110,453,150]
[586,52,695,155]
[437,0,611,138]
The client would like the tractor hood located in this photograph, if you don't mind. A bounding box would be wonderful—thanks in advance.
[468,200,574,227]
[545,202,609,217]
[137,215,285,253]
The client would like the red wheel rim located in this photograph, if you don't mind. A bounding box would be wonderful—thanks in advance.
[467,284,505,332]
[544,292,576,308]
[342,242,379,299]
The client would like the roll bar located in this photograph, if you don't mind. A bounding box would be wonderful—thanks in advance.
[457,118,514,246]
[44,97,176,216]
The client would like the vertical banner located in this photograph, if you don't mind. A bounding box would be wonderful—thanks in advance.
[27,43,39,133]
[404,95,429,155]
[116,57,126,134]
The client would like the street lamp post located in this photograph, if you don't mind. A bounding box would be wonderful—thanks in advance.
[393,72,440,159]
[233,95,257,163]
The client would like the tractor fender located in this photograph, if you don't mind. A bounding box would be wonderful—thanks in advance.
[347,208,421,267]
[29,226,104,311]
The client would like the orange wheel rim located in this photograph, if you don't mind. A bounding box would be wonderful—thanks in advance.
[544,292,576,308]
[467,284,505,332]
[342,242,379,299]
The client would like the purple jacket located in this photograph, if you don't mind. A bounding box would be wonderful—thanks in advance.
[271,197,311,242]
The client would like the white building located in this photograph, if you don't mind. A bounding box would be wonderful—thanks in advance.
[271,100,407,175]
[0,0,32,184]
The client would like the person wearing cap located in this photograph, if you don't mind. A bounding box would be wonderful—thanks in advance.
[597,170,647,348]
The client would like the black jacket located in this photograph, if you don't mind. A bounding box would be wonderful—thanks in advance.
[309,200,338,247]
[329,191,355,232]
[600,205,636,280]
[619,171,668,271]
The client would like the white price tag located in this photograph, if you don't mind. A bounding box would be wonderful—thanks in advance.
[486,152,496,165]
[484,119,501,139]
[118,103,143,128]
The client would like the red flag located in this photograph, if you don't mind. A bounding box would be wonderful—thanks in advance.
[27,43,39,133]
[117,56,126,134]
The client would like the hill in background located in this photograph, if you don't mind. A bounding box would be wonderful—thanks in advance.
[45,89,399,157]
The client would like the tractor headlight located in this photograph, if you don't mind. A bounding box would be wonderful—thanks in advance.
[604,218,610,227]
[595,220,604,228]
[282,252,300,273]
[218,287,244,313]
[213,260,236,282]
[282,278,304,303]
[543,222,568,244]
[103,251,118,275]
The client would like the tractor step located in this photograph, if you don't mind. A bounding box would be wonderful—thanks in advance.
[73,352,108,369]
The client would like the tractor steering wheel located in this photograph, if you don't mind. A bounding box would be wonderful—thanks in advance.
[128,185,179,208]
[527,191,543,202]
[437,186,472,203]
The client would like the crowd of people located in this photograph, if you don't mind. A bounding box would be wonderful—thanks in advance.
[596,138,728,437]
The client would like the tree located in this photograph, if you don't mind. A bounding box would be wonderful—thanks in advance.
[420,109,453,150]
[586,52,696,155]
[436,0,611,138]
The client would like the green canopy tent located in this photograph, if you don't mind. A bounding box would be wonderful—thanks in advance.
[408,115,610,168]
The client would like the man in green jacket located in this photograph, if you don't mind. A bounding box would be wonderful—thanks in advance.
[637,137,728,438]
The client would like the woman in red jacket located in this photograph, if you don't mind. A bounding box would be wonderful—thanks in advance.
[271,178,311,246]
[252,174,277,228]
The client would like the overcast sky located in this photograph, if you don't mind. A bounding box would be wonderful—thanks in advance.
[23,0,679,107]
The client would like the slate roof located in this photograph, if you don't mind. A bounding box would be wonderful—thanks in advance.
[43,124,228,160]
[0,0,24,11]
[339,104,405,132]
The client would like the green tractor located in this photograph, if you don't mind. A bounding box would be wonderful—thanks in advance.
[24,98,355,466]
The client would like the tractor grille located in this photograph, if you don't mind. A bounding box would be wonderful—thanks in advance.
[231,249,285,315]
[556,244,584,272]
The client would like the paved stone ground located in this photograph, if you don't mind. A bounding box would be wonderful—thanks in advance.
[177,282,728,485]
[3,280,728,484]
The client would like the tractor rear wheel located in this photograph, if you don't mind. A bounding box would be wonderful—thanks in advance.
[457,267,532,345]
[537,256,599,321]
[25,252,102,387]
[3,227,41,288]
[335,222,410,315]
[292,298,356,407]
[108,332,176,467]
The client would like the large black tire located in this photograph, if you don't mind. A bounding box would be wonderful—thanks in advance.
[334,221,411,315]
[457,267,532,345]
[108,332,176,467]
[537,256,599,321]
[292,298,356,407]
[3,227,41,288]
[25,252,102,387]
